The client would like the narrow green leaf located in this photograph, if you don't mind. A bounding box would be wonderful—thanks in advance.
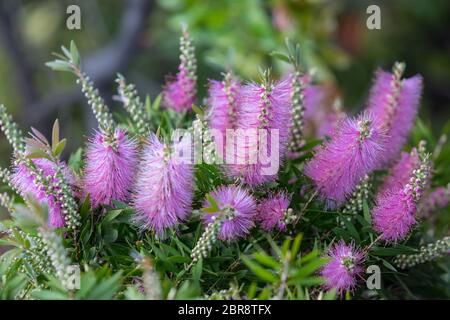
[53,138,66,157]
[242,256,278,283]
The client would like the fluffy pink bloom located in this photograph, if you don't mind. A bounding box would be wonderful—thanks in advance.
[11,158,75,228]
[208,77,241,134]
[304,113,387,207]
[132,135,193,235]
[372,188,417,242]
[321,241,365,296]
[83,129,138,208]
[207,76,241,156]
[163,68,196,112]
[163,27,196,112]
[257,192,290,231]
[379,148,420,194]
[202,185,256,241]
[367,68,423,165]
[226,79,291,185]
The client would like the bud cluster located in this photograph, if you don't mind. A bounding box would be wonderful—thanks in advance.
[206,283,240,300]
[394,236,450,269]
[192,117,217,164]
[51,166,81,233]
[257,77,274,130]
[289,71,306,152]
[384,62,405,128]
[191,215,223,262]
[342,175,371,218]
[0,192,14,213]
[405,151,431,204]
[39,228,72,289]
[0,104,25,153]
[180,26,197,82]
[76,73,115,136]
[116,75,151,136]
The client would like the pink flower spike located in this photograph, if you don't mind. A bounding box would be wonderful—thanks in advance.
[163,26,197,112]
[367,63,423,165]
[83,129,138,208]
[305,113,387,208]
[132,134,194,236]
[202,186,256,242]
[372,189,417,242]
[321,241,365,296]
[207,73,241,157]
[227,77,291,185]
[379,148,420,194]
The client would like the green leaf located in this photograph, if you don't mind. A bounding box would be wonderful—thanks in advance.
[45,60,72,72]
[242,256,278,283]
[70,40,80,67]
[291,233,303,258]
[192,105,204,118]
[52,119,60,149]
[192,259,203,283]
[52,138,67,157]
[103,228,118,243]
[152,94,162,110]
[103,209,123,223]
[86,272,122,300]
[253,252,281,270]
[26,149,51,160]
[270,51,290,63]
[32,290,68,300]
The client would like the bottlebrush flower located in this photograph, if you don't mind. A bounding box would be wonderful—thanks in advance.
[11,158,75,228]
[366,63,423,165]
[379,148,420,194]
[372,150,431,242]
[202,186,256,241]
[207,72,241,157]
[227,74,291,185]
[132,135,193,235]
[372,189,417,242]
[304,113,387,208]
[83,129,138,208]
[257,192,292,231]
[163,26,197,112]
[321,241,365,296]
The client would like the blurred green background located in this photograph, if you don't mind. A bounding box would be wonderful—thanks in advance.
[0,0,449,165]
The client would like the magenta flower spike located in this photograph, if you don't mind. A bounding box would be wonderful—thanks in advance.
[367,62,423,165]
[163,26,197,112]
[132,135,194,236]
[11,158,75,228]
[321,241,365,296]
[202,185,256,241]
[304,113,387,207]
[373,148,431,242]
[379,148,420,195]
[227,73,291,185]
[83,129,138,208]
[256,192,291,231]
[207,72,241,157]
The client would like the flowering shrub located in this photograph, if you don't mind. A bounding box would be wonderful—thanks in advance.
[0,30,449,300]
